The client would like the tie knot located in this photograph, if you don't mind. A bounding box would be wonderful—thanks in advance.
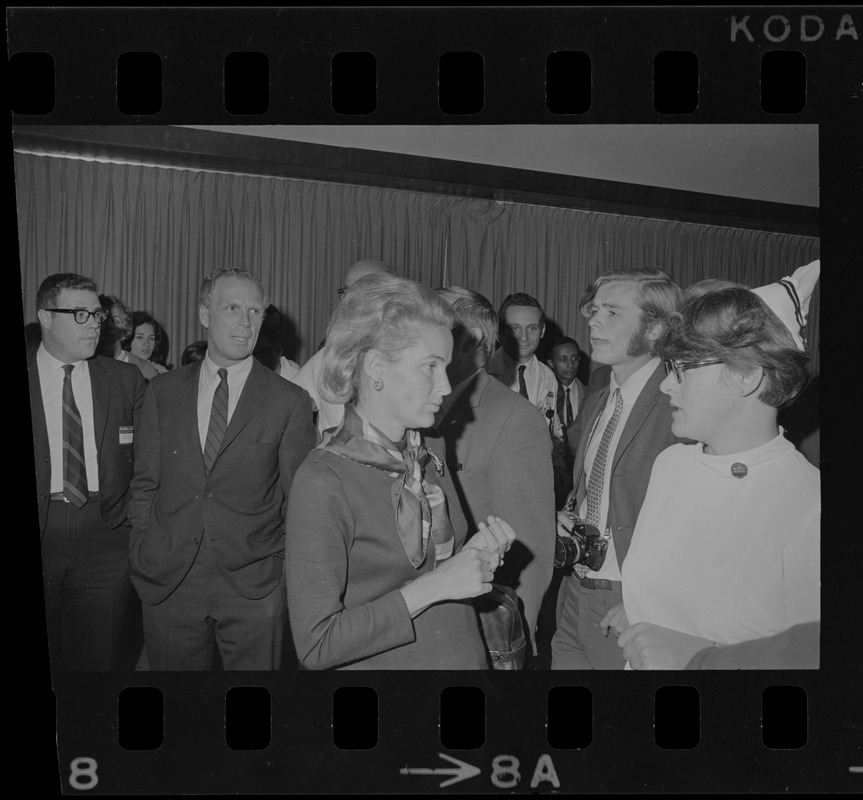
[63,364,75,377]
[518,364,526,374]
[217,367,228,381]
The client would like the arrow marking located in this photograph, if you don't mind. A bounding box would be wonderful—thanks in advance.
[400,752,481,788]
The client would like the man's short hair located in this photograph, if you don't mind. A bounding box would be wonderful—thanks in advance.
[579,268,680,330]
[198,268,267,309]
[550,336,580,356]
[36,273,99,313]
[498,292,546,327]
[437,287,498,363]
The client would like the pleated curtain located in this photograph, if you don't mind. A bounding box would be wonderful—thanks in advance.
[15,152,820,373]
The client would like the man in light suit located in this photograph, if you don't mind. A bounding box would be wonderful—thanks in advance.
[29,273,146,672]
[432,287,556,658]
[552,269,681,669]
[129,268,317,670]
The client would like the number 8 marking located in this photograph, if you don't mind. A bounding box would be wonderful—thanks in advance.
[69,757,99,790]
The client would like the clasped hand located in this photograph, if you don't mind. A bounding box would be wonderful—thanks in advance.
[599,605,712,669]
[463,515,516,571]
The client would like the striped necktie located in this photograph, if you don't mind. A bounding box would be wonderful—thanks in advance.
[62,364,89,507]
[203,368,229,474]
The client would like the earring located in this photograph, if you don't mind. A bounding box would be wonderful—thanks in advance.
[373,378,384,391]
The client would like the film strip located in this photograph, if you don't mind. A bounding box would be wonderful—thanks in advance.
[9,5,862,795]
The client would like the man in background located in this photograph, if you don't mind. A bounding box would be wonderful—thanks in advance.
[552,268,680,670]
[29,273,146,671]
[487,292,569,505]
[128,268,316,670]
[547,336,587,507]
[434,287,556,659]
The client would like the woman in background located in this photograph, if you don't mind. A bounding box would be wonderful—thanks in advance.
[286,273,515,669]
[124,311,169,375]
[601,280,819,669]
[98,295,160,380]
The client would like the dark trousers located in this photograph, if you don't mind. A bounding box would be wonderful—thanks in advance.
[551,574,626,670]
[41,497,132,672]
[142,537,287,671]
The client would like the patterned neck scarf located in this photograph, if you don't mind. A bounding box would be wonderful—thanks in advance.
[324,404,453,569]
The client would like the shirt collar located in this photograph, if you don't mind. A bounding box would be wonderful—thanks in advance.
[201,351,254,383]
[514,352,537,373]
[37,342,90,373]
[609,356,660,407]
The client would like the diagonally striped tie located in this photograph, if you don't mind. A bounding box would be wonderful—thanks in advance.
[203,368,229,474]
[62,364,89,507]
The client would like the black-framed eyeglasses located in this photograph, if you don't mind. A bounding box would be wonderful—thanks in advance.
[336,286,349,297]
[46,308,108,324]
[664,358,723,383]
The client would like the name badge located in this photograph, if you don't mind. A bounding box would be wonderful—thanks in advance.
[119,425,134,445]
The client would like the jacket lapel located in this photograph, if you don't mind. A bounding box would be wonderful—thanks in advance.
[212,360,267,464]
[572,385,608,500]
[611,362,665,472]
[88,356,110,453]
[179,361,207,472]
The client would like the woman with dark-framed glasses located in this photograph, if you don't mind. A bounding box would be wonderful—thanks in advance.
[599,277,820,669]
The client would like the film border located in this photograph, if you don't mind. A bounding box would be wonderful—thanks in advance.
[8,5,862,795]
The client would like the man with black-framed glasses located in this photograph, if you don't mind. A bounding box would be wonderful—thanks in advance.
[29,272,146,673]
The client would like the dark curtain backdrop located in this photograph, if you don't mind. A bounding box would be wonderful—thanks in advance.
[16,152,820,373]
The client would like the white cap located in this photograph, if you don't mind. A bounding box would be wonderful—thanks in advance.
[752,260,820,350]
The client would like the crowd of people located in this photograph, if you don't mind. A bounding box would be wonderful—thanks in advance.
[27,255,821,672]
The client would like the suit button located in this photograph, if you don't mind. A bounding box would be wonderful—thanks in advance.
[204,491,212,498]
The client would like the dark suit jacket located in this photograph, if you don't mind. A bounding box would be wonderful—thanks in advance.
[128,358,317,605]
[431,369,556,646]
[566,362,680,568]
[554,378,587,505]
[29,349,146,535]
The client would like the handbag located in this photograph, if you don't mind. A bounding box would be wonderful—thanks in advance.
[474,584,527,670]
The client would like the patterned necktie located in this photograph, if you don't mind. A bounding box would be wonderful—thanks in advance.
[517,364,529,399]
[565,387,573,427]
[575,388,623,577]
[203,368,229,474]
[62,364,89,507]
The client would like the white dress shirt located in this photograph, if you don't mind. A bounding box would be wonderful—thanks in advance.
[197,353,255,453]
[37,343,100,493]
[579,357,661,581]
[487,349,563,440]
